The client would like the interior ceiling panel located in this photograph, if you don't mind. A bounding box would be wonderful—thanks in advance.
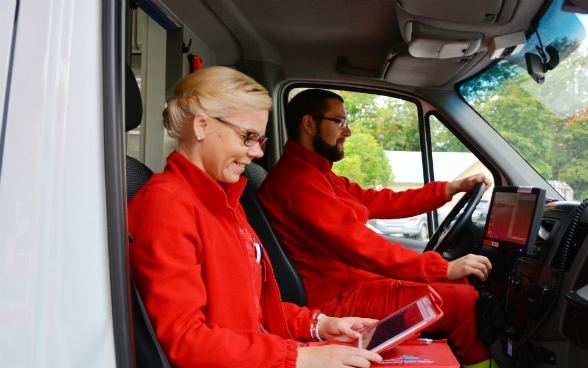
[162,0,243,64]
[385,52,487,87]
[160,0,547,90]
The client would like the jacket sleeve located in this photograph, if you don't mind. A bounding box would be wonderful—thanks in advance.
[281,302,322,342]
[128,186,299,368]
[267,176,449,283]
[337,174,451,220]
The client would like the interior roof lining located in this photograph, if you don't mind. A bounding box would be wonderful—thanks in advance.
[160,0,547,91]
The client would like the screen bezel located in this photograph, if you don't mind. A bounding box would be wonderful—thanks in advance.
[357,296,438,353]
[482,186,546,256]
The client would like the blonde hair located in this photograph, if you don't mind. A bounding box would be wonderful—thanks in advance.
[162,66,273,143]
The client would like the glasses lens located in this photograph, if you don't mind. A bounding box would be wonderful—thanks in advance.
[259,137,268,147]
[339,119,349,129]
[244,132,261,147]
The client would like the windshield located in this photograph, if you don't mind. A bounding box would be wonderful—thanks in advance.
[460,0,588,200]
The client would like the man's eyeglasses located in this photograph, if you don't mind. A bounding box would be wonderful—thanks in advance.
[215,117,268,147]
[310,115,350,129]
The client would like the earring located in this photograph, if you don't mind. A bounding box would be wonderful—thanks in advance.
[197,136,202,141]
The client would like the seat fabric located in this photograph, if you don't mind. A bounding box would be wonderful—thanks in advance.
[124,63,171,368]
[241,163,308,306]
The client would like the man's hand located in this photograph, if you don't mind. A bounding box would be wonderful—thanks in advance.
[297,345,382,368]
[446,173,492,198]
[447,254,492,281]
[319,316,378,342]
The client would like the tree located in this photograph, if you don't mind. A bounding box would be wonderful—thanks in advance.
[332,130,393,187]
[558,115,588,199]
[430,115,469,152]
[459,38,588,199]
[335,90,421,151]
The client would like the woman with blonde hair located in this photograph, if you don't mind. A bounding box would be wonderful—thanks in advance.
[128,66,382,368]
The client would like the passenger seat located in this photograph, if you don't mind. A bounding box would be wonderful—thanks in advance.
[124,63,171,368]
[240,163,308,306]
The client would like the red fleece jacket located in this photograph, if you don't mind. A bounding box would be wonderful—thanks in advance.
[257,141,451,308]
[128,151,321,368]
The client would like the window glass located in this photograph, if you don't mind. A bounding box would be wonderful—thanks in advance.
[125,8,172,173]
[429,115,494,229]
[459,0,588,200]
[289,89,428,241]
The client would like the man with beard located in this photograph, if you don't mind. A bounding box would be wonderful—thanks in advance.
[257,89,498,368]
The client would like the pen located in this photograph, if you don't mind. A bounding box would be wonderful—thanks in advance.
[402,338,433,345]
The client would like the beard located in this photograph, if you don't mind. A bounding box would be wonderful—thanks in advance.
[312,133,345,162]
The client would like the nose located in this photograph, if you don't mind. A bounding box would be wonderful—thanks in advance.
[248,142,264,158]
[343,125,352,137]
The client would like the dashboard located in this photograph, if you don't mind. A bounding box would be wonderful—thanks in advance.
[479,199,588,364]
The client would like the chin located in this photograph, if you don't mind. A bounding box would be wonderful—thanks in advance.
[221,174,241,184]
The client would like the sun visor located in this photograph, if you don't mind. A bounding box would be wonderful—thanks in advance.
[398,0,518,25]
[406,22,484,59]
[384,52,486,87]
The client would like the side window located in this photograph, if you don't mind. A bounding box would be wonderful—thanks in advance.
[319,90,428,241]
[287,89,495,244]
[429,114,494,229]
[126,7,184,173]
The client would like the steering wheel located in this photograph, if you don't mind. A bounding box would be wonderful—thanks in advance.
[423,182,486,261]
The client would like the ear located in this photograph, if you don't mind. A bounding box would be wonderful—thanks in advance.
[191,115,208,140]
[301,114,316,136]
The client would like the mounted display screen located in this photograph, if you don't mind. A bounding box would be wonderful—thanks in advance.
[482,187,545,255]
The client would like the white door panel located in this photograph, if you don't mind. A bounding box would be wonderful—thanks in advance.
[0,1,116,367]
[0,1,16,119]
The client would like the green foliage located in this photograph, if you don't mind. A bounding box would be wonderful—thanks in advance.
[336,90,421,151]
[332,130,393,187]
[430,116,469,152]
[460,39,588,199]
[323,35,588,200]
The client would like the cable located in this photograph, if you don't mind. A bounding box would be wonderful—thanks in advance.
[534,30,548,71]
[514,199,588,367]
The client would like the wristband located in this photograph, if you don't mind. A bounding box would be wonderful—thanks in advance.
[311,313,325,341]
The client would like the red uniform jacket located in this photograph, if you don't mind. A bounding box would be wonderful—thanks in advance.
[128,151,321,368]
[257,141,451,308]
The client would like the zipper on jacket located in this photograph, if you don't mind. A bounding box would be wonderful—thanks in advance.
[238,225,264,332]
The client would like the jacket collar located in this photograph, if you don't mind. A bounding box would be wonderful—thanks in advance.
[165,151,246,210]
[283,140,333,175]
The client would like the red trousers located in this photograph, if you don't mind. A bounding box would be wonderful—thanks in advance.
[316,278,489,366]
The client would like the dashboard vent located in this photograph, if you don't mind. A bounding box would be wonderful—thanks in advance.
[550,222,588,271]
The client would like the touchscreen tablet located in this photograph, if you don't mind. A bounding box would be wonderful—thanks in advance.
[357,295,442,353]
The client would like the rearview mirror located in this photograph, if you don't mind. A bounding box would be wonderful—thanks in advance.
[525,53,545,84]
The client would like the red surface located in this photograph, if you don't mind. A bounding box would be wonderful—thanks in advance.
[258,140,451,307]
[372,339,459,367]
[129,151,319,368]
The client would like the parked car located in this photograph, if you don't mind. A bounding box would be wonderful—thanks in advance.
[473,198,490,223]
[369,215,428,240]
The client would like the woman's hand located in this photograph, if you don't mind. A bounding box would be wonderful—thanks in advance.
[297,345,382,368]
[319,316,378,343]
[445,173,492,198]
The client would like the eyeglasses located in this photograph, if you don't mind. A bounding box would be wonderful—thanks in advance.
[215,117,268,147]
[310,115,350,129]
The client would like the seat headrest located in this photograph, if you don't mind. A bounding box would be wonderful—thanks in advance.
[244,163,268,189]
[125,63,143,132]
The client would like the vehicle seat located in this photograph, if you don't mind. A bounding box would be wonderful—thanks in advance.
[240,163,308,306]
[124,63,171,368]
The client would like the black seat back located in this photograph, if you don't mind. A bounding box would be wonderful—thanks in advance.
[240,163,307,306]
[124,63,171,368]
